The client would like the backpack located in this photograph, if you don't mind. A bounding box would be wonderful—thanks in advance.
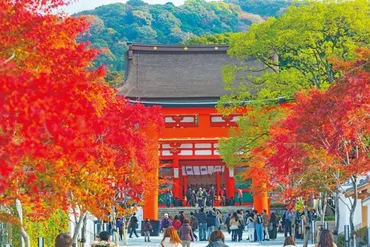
[172,220,182,230]
[163,218,170,228]
[257,215,264,224]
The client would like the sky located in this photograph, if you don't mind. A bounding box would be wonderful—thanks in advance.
[66,0,185,14]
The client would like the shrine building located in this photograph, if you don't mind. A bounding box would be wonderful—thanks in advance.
[119,43,269,220]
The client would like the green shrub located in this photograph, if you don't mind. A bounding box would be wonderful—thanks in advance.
[11,209,69,247]
[316,216,335,221]
[355,227,368,246]
[336,233,344,247]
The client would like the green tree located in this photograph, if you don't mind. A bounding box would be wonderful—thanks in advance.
[218,0,370,193]
[225,0,292,17]
[183,32,233,45]
[74,0,284,83]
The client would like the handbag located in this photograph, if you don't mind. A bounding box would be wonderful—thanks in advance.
[268,223,273,231]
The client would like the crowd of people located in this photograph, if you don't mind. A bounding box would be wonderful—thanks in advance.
[52,210,335,247]
[52,206,326,247]
[165,187,245,208]
[158,207,276,244]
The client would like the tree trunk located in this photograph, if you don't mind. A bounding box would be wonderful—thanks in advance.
[316,193,327,226]
[15,199,30,247]
[321,195,327,227]
[334,191,340,235]
[123,215,133,246]
[81,214,87,247]
[303,208,310,247]
[349,176,358,247]
[72,212,87,247]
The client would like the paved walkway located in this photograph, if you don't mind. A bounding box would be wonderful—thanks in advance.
[118,232,313,247]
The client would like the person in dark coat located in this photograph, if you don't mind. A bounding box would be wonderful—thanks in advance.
[179,219,194,247]
[269,212,278,240]
[206,230,229,247]
[128,213,139,238]
[179,211,186,224]
[197,208,207,241]
[225,213,231,234]
[143,218,153,242]
[206,211,216,240]
[186,188,193,206]
[190,212,198,241]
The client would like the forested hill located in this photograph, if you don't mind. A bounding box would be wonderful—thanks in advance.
[75,0,292,86]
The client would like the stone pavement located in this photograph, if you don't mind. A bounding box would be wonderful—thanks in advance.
[118,232,314,247]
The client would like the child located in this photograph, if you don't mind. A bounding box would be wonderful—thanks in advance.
[144,218,153,242]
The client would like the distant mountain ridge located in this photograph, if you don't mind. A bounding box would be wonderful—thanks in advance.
[76,0,292,77]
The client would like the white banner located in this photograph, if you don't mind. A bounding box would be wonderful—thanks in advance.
[200,166,208,175]
[193,166,200,175]
[214,166,222,172]
[181,166,225,176]
[185,166,194,175]
[207,166,214,174]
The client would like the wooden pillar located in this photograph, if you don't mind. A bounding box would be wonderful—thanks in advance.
[183,175,188,199]
[253,182,269,214]
[172,154,181,200]
[143,127,159,220]
[225,167,235,201]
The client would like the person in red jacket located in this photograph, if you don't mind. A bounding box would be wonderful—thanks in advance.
[172,215,182,232]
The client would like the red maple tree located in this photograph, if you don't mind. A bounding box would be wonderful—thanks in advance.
[0,0,162,245]
[266,49,370,241]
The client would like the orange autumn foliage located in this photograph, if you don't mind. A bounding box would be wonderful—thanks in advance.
[0,0,163,223]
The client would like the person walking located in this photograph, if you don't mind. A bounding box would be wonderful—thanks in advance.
[316,229,337,247]
[255,211,264,242]
[189,212,198,241]
[237,188,242,206]
[216,210,223,231]
[179,219,194,247]
[205,230,230,247]
[161,213,173,233]
[262,209,270,240]
[186,188,193,207]
[206,211,216,240]
[115,218,123,241]
[159,226,182,247]
[225,213,231,234]
[144,218,153,242]
[172,215,182,233]
[237,210,244,242]
[283,208,293,237]
[247,211,255,242]
[128,213,139,238]
[197,208,207,241]
[179,211,186,224]
[229,212,240,242]
[220,189,226,206]
[166,190,173,208]
[209,187,215,207]
[197,189,203,207]
[269,212,278,240]
[202,189,208,207]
